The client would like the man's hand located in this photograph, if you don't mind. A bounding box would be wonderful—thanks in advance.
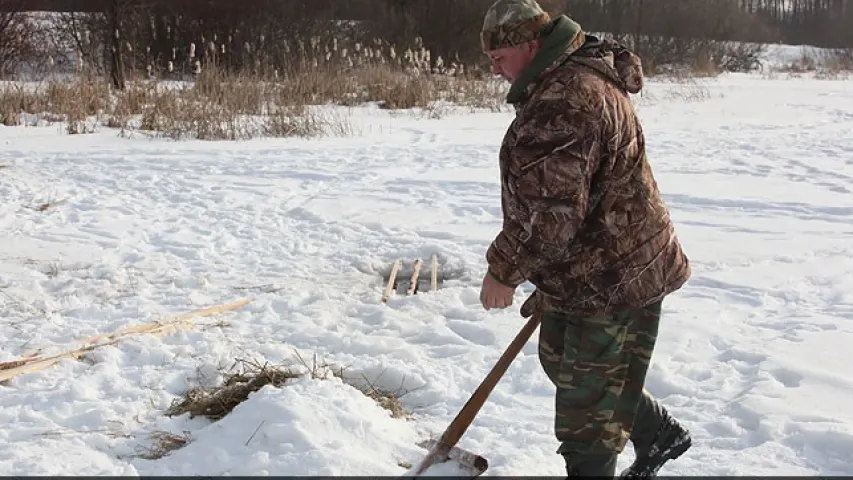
[480,271,516,310]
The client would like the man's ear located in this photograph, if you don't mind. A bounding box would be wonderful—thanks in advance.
[529,39,542,53]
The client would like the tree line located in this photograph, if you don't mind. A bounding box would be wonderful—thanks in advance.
[567,0,853,49]
[0,0,850,82]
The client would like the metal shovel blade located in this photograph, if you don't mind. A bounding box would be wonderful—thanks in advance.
[401,315,540,479]
[404,439,488,478]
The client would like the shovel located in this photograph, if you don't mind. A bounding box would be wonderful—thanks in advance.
[406,312,542,478]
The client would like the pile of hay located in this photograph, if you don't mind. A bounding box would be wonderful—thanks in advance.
[356,382,411,420]
[135,431,192,460]
[166,359,301,421]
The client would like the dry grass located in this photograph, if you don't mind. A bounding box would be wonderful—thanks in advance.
[636,76,713,107]
[813,48,853,80]
[767,47,853,79]
[0,34,507,140]
[0,76,355,140]
[24,194,69,212]
[291,350,347,380]
[134,430,192,460]
[0,69,503,140]
[355,377,410,420]
[166,359,301,421]
[22,190,70,212]
[776,49,820,74]
[290,351,412,419]
[35,428,132,440]
[0,77,107,130]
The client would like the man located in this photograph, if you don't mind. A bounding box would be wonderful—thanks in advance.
[477,0,693,477]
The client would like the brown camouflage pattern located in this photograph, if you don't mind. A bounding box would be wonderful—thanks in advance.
[480,0,552,51]
[486,37,691,317]
[538,301,662,454]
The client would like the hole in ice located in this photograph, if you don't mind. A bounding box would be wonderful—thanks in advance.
[378,253,468,294]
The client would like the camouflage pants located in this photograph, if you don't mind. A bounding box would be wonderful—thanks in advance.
[538,300,662,455]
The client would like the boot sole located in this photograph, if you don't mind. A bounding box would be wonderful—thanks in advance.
[662,434,691,464]
[620,433,692,478]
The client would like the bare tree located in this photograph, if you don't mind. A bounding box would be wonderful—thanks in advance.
[0,0,30,77]
[106,0,125,88]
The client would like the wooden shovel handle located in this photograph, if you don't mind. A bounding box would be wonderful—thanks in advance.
[414,312,542,475]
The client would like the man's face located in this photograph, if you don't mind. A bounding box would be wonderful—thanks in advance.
[486,40,539,83]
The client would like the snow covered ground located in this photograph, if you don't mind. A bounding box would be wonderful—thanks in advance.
[1,71,852,476]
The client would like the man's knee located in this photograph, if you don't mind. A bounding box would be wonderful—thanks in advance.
[553,365,633,454]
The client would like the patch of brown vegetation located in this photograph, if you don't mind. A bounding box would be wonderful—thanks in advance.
[166,359,301,421]
[135,430,192,460]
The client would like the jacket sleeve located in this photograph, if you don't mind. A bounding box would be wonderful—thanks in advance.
[486,92,602,287]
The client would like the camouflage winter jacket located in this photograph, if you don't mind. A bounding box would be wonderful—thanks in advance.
[486,16,691,317]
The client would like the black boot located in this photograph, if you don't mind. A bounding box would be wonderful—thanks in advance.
[621,410,691,478]
[561,451,617,477]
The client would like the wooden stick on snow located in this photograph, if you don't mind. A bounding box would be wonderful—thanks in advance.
[5,299,253,376]
[0,321,198,383]
[431,253,438,292]
[382,261,401,303]
[407,259,423,295]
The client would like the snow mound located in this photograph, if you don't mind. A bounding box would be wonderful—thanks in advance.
[136,376,424,476]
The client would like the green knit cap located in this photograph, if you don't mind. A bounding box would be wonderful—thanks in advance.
[480,0,552,51]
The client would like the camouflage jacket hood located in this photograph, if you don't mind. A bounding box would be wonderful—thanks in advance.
[487,21,691,316]
[508,16,645,104]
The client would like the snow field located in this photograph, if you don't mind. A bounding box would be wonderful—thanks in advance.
[0,72,851,475]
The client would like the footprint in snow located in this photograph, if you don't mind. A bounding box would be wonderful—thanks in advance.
[768,367,803,388]
[780,427,853,475]
[444,319,496,346]
[713,344,769,379]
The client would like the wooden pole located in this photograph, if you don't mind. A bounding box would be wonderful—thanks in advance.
[4,299,253,377]
[431,253,438,292]
[382,261,401,303]
[407,259,423,295]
